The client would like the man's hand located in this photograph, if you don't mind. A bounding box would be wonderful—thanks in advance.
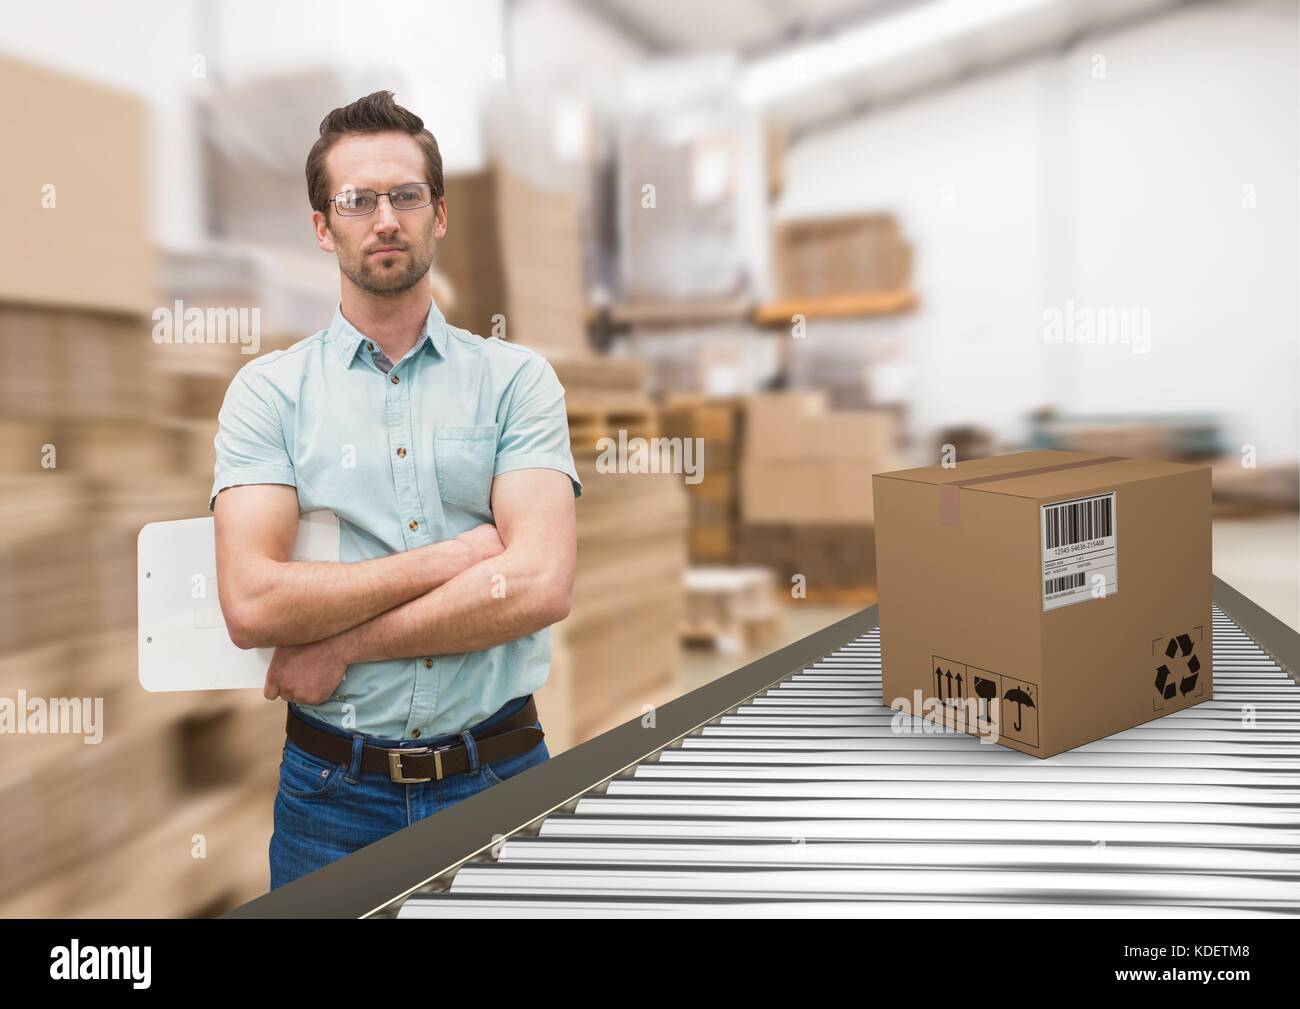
[264,636,349,704]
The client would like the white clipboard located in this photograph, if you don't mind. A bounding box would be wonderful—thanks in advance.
[137,509,341,691]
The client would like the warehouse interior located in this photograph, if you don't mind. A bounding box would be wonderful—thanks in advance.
[0,0,1296,917]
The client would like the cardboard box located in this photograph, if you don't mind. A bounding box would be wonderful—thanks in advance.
[743,460,878,524]
[744,393,901,464]
[0,53,154,314]
[741,395,902,524]
[735,522,876,591]
[772,214,912,299]
[438,168,588,354]
[690,525,731,560]
[742,392,828,460]
[873,450,1212,758]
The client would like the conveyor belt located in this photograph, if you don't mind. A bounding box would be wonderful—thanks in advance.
[395,604,1300,918]
[220,577,1300,919]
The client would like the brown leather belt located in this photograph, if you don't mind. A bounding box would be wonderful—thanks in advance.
[285,696,544,784]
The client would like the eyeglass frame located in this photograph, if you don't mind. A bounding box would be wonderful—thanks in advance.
[328,182,440,217]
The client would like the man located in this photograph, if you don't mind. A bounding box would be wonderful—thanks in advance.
[210,91,581,891]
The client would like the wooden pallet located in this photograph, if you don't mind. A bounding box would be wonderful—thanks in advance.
[681,566,785,653]
[567,394,660,455]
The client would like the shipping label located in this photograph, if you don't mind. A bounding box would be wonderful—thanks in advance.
[1041,491,1117,611]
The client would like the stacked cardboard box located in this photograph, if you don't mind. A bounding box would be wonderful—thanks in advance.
[540,459,687,753]
[438,171,508,341]
[771,213,913,299]
[0,53,153,315]
[742,392,902,525]
[0,302,281,917]
[733,523,878,603]
[0,54,333,917]
[0,54,217,914]
[438,167,588,355]
[533,356,688,752]
[548,350,656,456]
[0,299,284,918]
[661,394,744,562]
[736,392,904,599]
[482,88,616,307]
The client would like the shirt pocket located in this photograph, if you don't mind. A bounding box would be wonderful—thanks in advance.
[434,423,498,517]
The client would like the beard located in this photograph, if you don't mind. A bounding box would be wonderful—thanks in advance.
[335,225,436,297]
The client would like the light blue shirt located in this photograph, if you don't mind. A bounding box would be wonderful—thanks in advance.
[209,299,582,740]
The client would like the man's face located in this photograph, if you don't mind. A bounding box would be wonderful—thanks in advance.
[313,131,446,296]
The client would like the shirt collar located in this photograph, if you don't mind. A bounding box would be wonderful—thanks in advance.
[328,298,449,367]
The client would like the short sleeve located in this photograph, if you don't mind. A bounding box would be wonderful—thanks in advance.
[208,367,297,510]
[494,354,582,498]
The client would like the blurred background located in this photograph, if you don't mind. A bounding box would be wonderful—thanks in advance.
[0,0,1295,916]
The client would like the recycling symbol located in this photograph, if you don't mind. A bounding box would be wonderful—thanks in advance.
[1154,633,1200,704]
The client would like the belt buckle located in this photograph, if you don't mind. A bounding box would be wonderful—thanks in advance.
[387,746,434,783]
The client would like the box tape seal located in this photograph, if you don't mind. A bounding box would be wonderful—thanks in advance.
[937,455,1128,527]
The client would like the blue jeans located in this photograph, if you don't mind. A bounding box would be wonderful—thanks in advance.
[269,694,549,890]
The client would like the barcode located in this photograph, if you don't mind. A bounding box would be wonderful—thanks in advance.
[1044,495,1113,549]
[1045,572,1087,595]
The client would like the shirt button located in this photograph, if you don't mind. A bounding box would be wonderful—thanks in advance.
[424,658,433,669]
[396,447,406,458]
[411,729,421,739]
[366,342,374,351]
[409,519,419,530]
[391,374,400,384]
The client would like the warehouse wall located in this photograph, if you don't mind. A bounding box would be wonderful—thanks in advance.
[208,0,504,173]
[1066,0,1298,460]
[0,0,505,250]
[777,0,1298,463]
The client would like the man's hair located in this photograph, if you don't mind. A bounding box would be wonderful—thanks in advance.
[305,90,444,215]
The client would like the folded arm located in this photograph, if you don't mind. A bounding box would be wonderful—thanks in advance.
[213,483,502,649]
[330,467,577,664]
[262,468,575,704]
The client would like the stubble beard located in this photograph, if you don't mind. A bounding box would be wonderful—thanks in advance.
[336,227,436,297]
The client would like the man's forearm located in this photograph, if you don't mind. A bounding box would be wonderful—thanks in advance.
[224,538,476,649]
[330,548,571,664]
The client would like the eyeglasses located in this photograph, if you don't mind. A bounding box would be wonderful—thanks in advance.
[330,182,436,217]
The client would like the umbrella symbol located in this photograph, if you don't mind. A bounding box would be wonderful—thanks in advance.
[1003,686,1035,732]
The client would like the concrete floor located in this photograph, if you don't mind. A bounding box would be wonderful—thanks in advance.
[679,512,1300,691]
[1213,513,1299,630]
